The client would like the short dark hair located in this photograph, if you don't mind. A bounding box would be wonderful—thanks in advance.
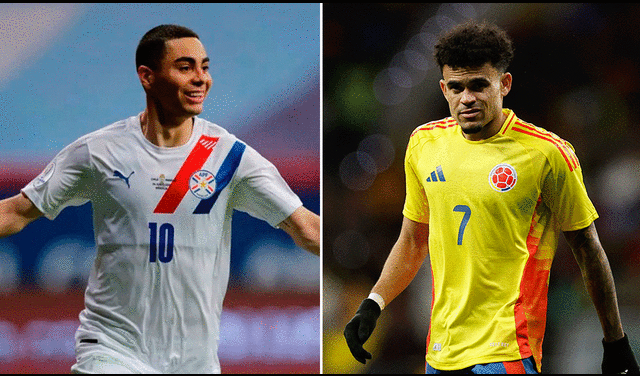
[434,20,514,73]
[135,24,199,70]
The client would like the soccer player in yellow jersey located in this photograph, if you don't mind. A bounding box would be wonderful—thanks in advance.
[344,20,640,374]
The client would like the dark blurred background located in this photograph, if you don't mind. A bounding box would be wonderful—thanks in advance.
[323,3,640,374]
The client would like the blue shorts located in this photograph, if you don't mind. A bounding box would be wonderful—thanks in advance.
[426,357,538,374]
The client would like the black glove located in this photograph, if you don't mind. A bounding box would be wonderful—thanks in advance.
[602,333,640,374]
[343,298,382,364]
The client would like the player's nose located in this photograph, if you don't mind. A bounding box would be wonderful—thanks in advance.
[460,88,476,104]
[192,67,210,86]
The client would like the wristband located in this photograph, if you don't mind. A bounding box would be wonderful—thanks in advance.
[367,292,386,311]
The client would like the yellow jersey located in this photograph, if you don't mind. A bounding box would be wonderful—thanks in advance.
[402,109,598,372]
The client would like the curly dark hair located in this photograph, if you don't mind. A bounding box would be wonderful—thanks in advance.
[136,24,199,71]
[434,20,514,73]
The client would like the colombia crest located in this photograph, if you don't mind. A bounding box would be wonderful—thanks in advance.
[489,163,517,192]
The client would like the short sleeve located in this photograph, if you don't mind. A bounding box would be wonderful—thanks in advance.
[402,135,430,223]
[231,144,303,228]
[541,140,598,231]
[21,137,93,220]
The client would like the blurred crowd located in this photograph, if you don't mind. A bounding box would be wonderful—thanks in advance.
[323,3,640,374]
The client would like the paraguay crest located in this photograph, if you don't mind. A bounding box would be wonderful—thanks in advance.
[488,163,517,192]
[190,170,217,199]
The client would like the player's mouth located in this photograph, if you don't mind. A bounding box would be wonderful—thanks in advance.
[184,91,206,104]
[459,108,481,119]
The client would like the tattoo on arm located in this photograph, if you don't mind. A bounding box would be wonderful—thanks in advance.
[563,223,624,342]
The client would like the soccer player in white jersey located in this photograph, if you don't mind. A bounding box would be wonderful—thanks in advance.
[0,24,319,374]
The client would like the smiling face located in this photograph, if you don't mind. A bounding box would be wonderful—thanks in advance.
[140,37,212,124]
[439,63,512,141]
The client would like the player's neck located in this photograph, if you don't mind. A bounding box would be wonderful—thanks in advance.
[140,109,193,148]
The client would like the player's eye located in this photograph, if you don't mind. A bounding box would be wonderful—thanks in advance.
[467,79,490,92]
[470,83,488,92]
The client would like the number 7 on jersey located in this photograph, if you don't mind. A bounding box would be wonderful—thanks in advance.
[453,205,471,245]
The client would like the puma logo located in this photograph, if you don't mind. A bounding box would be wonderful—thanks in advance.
[114,170,134,188]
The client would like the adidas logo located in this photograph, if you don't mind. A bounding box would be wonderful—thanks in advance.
[426,165,446,182]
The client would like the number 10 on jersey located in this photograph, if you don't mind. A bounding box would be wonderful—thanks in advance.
[149,222,174,263]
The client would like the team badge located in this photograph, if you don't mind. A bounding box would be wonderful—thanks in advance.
[190,170,217,199]
[33,161,56,188]
[488,163,517,192]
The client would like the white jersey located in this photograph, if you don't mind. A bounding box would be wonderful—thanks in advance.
[22,114,303,373]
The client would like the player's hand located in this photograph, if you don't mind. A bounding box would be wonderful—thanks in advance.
[602,333,640,374]
[343,298,381,364]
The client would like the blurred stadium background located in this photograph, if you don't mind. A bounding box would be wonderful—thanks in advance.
[0,3,319,374]
[324,3,640,374]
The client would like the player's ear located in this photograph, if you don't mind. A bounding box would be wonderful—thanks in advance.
[500,72,512,96]
[137,65,155,91]
[439,79,446,96]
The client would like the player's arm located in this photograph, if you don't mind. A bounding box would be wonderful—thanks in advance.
[0,192,43,238]
[371,216,430,305]
[344,216,429,364]
[278,206,319,256]
[564,222,623,341]
[563,221,639,373]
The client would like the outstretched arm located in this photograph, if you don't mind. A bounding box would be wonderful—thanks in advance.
[563,222,623,342]
[0,192,43,238]
[278,206,319,256]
